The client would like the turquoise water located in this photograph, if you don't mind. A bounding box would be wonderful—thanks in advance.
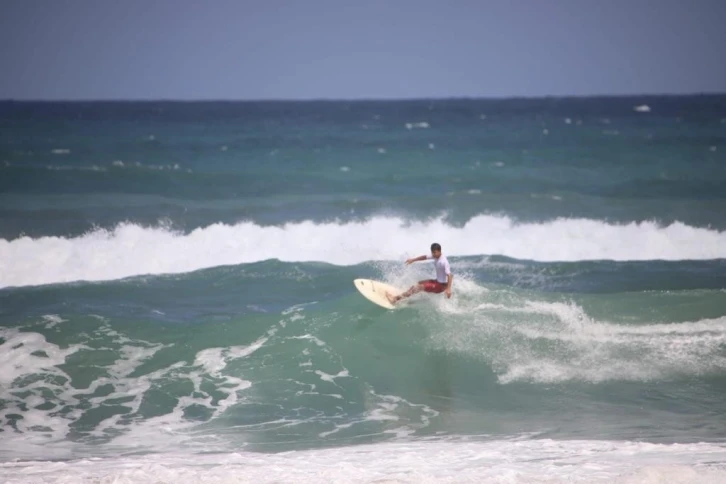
[1,97,726,482]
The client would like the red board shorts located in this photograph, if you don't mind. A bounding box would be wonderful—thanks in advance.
[420,279,447,294]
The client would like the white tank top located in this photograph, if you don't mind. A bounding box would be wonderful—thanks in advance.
[426,254,451,283]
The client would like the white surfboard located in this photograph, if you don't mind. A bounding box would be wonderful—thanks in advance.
[353,278,403,309]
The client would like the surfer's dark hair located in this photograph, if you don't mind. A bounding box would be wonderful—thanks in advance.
[431,243,441,252]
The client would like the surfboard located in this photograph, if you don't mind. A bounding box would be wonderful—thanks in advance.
[353,278,403,309]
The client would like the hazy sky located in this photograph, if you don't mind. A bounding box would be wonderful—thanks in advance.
[1,0,725,100]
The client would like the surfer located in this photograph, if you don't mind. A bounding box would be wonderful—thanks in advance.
[386,243,453,304]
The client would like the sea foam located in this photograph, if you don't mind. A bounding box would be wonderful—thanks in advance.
[1,215,725,288]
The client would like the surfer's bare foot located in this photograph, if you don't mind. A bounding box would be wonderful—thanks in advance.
[386,292,398,304]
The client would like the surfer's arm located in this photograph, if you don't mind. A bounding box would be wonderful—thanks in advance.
[405,255,427,265]
[445,273,453,298]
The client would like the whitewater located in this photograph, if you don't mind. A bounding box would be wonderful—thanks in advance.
[3,215,726,288]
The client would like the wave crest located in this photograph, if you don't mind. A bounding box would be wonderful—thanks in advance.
[1,215,725,288]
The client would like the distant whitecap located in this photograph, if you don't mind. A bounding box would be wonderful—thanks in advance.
[405,121,429,130]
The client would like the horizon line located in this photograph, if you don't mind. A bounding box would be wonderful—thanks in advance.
[2,90,726,103]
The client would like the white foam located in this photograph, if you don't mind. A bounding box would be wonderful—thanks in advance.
[314,369,349,383]
[428,292,726,384]
[0,328,84,387]
[41,314,66,329]
[46,164,106,172]
[1,215,725,288]
[405,121,430,129]
[0,328,91,459]
[1,439,724,483]
[318,388,438,439]
[194,337,266,375]
[39,160,187,172]
[0,315,271,460]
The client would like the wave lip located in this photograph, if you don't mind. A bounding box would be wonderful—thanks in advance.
[2,215,726,288]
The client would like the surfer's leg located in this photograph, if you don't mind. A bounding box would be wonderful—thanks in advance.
[387,282,425,303]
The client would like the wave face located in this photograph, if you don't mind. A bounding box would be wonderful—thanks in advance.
[2,260,726,462]
[2,216,726,288]
[2,98,726,480]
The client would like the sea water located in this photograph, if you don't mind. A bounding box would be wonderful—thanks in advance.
[1,97,726,482]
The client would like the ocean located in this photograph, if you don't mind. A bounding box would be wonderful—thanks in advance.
[1,96,726,483]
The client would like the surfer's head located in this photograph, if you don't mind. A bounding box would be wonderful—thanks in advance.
[430,243,442,258]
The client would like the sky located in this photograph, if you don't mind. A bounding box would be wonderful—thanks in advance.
[1,0,725,100]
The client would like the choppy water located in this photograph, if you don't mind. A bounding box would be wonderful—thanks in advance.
[1,97,726,483]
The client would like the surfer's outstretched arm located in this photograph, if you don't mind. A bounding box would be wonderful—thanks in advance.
[405,255,427,265]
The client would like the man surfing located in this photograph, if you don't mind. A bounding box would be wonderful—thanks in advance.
[386,243,453,304]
